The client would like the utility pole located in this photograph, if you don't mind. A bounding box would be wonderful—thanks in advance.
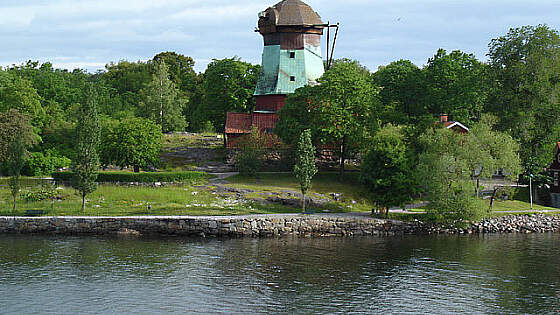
[529,174,533,210]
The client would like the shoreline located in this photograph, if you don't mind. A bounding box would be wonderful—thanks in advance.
[1,213,559,237]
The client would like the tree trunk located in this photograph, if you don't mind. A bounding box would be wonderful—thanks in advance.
[302,193,306,214]
[339,136,346,182]
[134,165,140,173]
[82,193,86,213]
[12,196,16,213]
[475,177,480,198]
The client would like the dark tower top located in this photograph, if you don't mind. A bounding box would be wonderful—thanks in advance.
[258,0,324,35]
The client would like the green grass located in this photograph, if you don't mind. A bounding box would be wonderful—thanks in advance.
[225,172,374,212]
[487,199,556,212]
[0,183,299,217]
[162,133,222,151]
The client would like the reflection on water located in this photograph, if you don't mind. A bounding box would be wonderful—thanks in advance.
[0,234,559,314]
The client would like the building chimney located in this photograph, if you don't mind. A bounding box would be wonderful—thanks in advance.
[440,114,448,123]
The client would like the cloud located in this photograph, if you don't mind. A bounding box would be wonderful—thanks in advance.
[0,0,559,73]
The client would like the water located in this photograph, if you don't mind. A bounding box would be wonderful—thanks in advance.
[0,234,559,314]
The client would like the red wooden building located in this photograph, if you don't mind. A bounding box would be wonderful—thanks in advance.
[436,114,469,134]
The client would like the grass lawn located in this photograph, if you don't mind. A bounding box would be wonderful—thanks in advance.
[225,172,374,212]
[0,182,298,217]
[487,199,557,212]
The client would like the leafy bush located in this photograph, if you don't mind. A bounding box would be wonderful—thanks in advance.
[24,149,71,176]
[52,171,209,184]
[495,187,515,201]
[21,188,57,202]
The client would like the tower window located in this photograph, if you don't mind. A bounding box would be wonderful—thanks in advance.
[289,52,295,58]
[290,76,295,82]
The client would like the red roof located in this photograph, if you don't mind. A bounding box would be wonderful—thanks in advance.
[225,113,252,134]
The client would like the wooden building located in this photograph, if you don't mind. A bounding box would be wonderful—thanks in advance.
[225,0,326,148]
[436,114,469,134]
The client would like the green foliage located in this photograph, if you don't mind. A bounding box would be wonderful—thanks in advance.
[102,117,162,171]
[6,135,27,212]
[235,127,267,177]
[373,59,427,125]
[139,60,187,132]
[152,51,197,94]
[360,125,416,215]
[72,84,100,211]
[487,25,560,172]
[0,109,36,166]
[0,70,45,128]
[424,49,490,125]
[52,171,208,184]
[21,188,57,202]
[24,149,71,176]
[198,58,260,132]
[294,129,318,213]
[417,122,521,222]
[276,59,381,178]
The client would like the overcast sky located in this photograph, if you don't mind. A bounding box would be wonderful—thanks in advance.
[1,0,559,73]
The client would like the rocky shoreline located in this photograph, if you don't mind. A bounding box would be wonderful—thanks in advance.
[0,214,558,237]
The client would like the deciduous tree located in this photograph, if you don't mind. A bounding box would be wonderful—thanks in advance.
[294,129,318,213]
[73,84,100,212]
[103,118,162,172]
[360,125,416,217]
[139,60,187,132]
[199,58,260,136]
[7,135,26,212]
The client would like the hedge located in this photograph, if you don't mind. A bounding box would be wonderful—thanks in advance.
[52,171,209,184]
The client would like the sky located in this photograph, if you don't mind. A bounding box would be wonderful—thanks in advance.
[1,0,559,73]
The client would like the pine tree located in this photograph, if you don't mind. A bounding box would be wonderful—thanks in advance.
[7,135,26,212]
[73,84,100,212]
[294,129,318,214]
[140,60,187,132]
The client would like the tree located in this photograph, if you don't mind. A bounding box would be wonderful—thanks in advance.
[417,120,521,222]
[234,127,268,177]
[0,70,45,129]
[198,58,260,135]
[152,52,197,94]
[6,135,26,212]
[294,129,318,214]
[103,118,162,172]
[0,109,36,165]
[139,60,187,132]
[423,49,490,126]
[417,128,485,222]
[487,25,560,171]
[72,84,100,212]
[360,125,416,217]
[465,115,522,197]
[373,59,428,125]
[103,60,152,116]
[276,59,380,180]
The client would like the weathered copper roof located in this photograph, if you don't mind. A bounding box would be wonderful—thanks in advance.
[259,0,323,27]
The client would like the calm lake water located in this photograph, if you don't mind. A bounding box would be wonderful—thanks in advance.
[0,234,559,314]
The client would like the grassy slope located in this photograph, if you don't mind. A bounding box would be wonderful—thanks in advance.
[226,172,374,212]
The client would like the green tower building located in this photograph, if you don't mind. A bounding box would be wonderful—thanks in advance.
[225,0,326,146]
[254,0,326,113]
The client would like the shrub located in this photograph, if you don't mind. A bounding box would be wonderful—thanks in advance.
[21,188,58,202]
[24,149,71,176]
[52,171,209,184]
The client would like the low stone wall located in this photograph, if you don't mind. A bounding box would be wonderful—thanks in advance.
[0,214,558,237]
